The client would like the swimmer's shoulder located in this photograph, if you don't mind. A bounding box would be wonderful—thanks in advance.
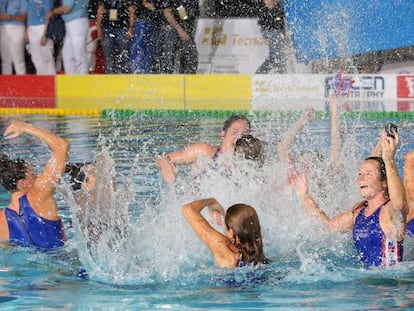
[186,142,218,159]
[0,209,9,241]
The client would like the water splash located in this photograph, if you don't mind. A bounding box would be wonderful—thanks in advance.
[60,113,400,286]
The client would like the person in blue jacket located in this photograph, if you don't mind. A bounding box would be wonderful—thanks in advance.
[0,121,69,250]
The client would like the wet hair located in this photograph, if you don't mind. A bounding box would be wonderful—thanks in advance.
[222,115,251,133]
[0,154,28,192]
[225,204,267,266]
[234,135,265,164]
[65,163,90,191]
[364,156,387,181]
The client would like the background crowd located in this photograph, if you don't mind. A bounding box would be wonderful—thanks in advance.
[0,0,287,75]
[0,0,412,75]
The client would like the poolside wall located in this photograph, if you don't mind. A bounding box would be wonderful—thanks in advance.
[0,74,413,115]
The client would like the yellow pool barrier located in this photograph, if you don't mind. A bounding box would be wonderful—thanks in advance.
[56,74,252,111]
[0,108,101,116]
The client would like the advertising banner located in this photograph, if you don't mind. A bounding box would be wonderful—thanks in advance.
[397,75,414,111]
[195,18,268,74]
[252,74,398,111]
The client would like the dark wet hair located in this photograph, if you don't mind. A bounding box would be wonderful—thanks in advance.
[222,115,251,133]
[234,134,265,164]
[65,163,90,191]
[0,154,28,192]
[225,203,267,266]
[364,156,386,181]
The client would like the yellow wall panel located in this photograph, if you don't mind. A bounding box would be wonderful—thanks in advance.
[55,74,252,111]
[185,75,252,110]
[56,75,185,109]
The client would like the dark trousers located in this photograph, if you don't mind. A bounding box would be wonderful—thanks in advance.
[158,23,198,74]
[256,27,287,74]
[101,26,132,74]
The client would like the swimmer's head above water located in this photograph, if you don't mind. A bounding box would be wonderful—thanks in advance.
[65,162,94,191]
[234,134,265,165]
[0,154,29,192]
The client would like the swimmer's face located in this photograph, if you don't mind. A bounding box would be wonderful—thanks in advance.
[357,160,384,199]
[222,120,250,148]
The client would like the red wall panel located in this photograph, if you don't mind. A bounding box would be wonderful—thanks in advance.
[0,75,56,108]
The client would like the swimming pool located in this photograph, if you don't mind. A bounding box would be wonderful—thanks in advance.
[1,111,414,310]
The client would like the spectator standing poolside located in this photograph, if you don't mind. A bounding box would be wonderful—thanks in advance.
[0,0,27,74]
[27,0,56,74]
[49,0,89,74]
[130,0,163,73]
[255,0,287,74]
[157,0,199,74]
[96,0,135,74]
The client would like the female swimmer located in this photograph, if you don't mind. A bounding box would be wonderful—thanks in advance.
[294,129,407,268]
[182,197,268,268]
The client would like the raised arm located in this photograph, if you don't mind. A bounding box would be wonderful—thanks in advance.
[295,171,355,231]
[370,130,383,158]
[4,121,69,215]
[329,94,342,166]
[404,150,414,221]
[182,198,229,264]
[277,108,316,164]
[380,131,408,239]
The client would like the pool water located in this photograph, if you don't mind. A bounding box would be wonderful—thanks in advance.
[1,111,414,310]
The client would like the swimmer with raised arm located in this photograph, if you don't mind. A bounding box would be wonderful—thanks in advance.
[64,153,131,252]
[0,121,69,250]
[369,125,414,239]
[156,115,250,184]
[294,129,407,268]
[280,95,341,167]
[182,198,268,268]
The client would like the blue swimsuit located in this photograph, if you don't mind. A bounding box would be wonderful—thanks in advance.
[406,219,414,237]
[4,195,66,250]
[353,200,402,268]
